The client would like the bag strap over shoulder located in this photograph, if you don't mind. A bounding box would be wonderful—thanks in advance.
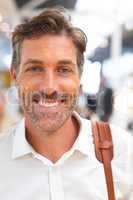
[92,121,116,200]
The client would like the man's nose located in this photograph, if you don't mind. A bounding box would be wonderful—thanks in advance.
[42,71,58,95]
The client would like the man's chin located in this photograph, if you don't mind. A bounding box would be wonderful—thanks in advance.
[35,122,63,134]
[29,109,73,134]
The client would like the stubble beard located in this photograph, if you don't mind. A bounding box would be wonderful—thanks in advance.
[21,94,77,134]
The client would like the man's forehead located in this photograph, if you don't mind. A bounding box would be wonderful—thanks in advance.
[20,35,77,65]
[21,34,75,47]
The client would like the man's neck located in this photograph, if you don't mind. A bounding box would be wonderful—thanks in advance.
[25,115,79,163]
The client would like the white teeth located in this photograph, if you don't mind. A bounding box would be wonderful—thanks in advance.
[39,101,58,107]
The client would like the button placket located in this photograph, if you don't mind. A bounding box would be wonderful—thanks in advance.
[48,166,64,200]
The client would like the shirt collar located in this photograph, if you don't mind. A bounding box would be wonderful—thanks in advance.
[71,112,93,156]
[12,118,33,159]
[11,111,93,159]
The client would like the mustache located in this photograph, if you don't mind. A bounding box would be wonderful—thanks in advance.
[21,90,76,105]
[32,91,71,103]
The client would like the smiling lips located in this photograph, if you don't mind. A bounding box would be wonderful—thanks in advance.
[31,92,71,108]
[39,101,59,107]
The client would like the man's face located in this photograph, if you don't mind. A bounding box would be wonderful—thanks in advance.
[15,34,80,133]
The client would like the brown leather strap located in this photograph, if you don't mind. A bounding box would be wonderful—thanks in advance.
[92,121,116,200]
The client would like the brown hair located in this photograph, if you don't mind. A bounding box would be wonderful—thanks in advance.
[11,7,87,75]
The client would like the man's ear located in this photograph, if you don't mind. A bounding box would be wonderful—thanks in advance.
[10,68,18,86]
[10,68,17,80]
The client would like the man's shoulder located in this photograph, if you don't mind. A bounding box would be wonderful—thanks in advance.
[0,125,15,144]
[77,112,131,145]
[0,122,17,138]
[109,123,131,143]
[0,128,13,142]
[81,117,131,145]
[109,123,132,156]
[79,114,132,157]
[0,122,20,158]
[0,118,24,138]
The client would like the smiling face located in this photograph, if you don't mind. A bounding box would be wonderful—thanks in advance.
[14,34,80,133]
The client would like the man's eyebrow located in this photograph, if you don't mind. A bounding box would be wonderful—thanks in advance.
[23,59,44,66]
[57,60,76,66]
[23,59,76,67]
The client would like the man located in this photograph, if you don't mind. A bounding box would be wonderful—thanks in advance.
[0,7,133,199]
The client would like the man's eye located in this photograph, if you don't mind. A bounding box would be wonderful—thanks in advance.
[25,66,42,72]
[58,67,73,74]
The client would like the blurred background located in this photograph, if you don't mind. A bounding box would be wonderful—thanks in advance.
[0,0,133,133]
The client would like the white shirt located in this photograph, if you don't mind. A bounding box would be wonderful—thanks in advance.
[0,112,133,200]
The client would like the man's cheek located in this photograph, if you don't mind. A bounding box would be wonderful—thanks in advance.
[65,92,78,108]
[18,88,31,109]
